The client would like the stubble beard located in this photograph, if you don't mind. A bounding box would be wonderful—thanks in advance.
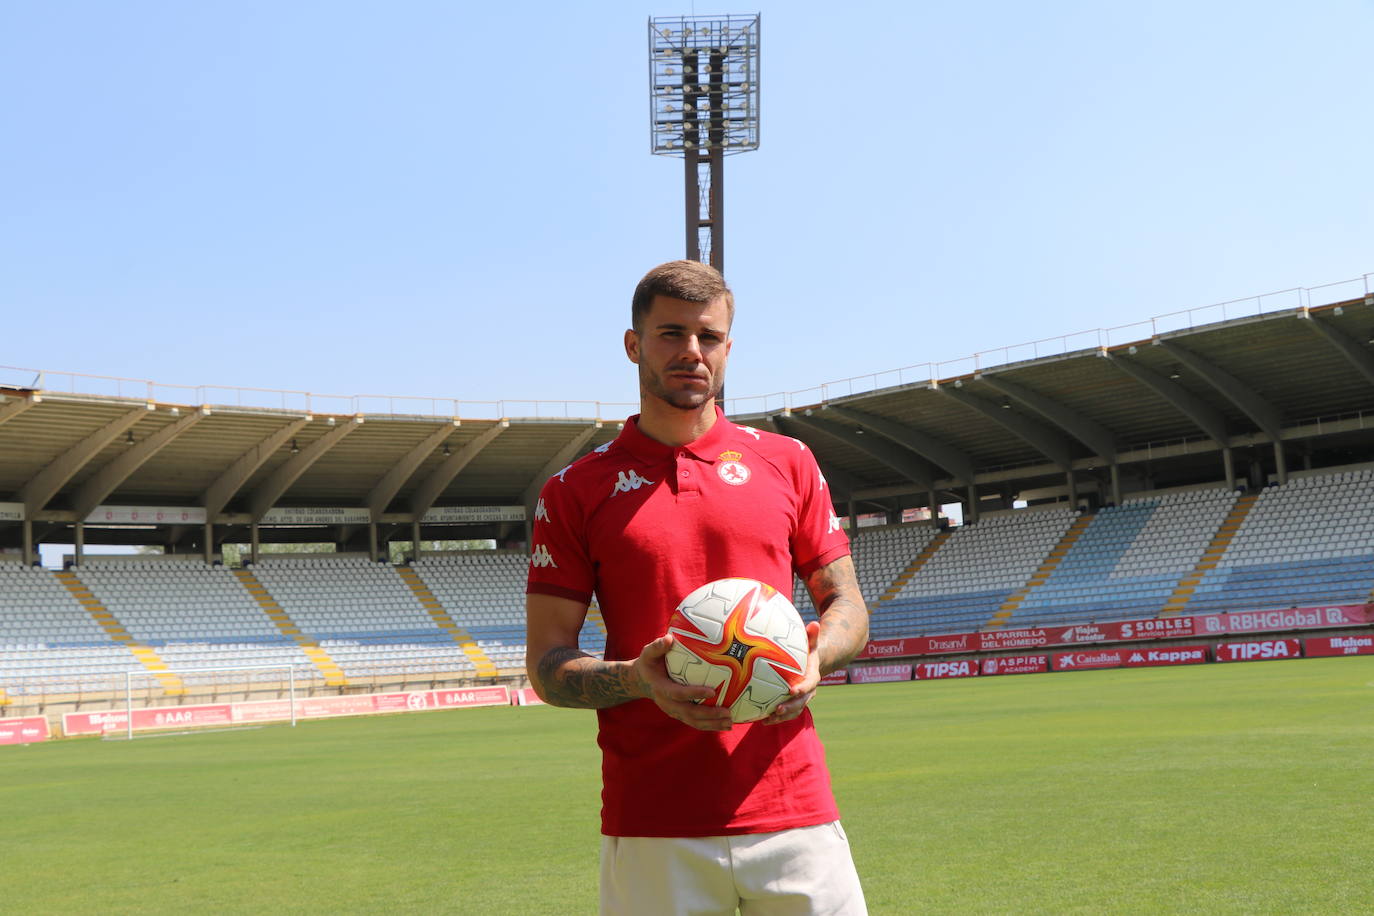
[640,362,725,412]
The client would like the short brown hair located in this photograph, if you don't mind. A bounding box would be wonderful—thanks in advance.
[631,260,734,332]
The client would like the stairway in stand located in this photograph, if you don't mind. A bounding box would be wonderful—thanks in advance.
[985,513,1095,629]
[1158,493,1258,617]
[55,569,183,695]
[395,567,499,678]
[877,530,952,605]
[231,568,347,686]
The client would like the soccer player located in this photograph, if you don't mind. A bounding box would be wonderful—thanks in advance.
[526,260,870,915]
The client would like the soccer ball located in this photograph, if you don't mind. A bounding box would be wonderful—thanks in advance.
[664,578,809,723]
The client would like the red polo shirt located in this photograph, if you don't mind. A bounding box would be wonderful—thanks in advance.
[527,408,851,837]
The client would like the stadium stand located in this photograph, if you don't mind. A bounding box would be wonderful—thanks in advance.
[6,468,1374,708]
[0,562,141,696]
[1009,487,1240,625]
[411,551,608,672]
[247,556,482,681]
[794,522,940,619]
[71,559,317,686]
[1180,470,1374,613]
[871,508,1079,636]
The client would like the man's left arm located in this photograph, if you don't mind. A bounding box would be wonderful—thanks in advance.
[764,554,869,723]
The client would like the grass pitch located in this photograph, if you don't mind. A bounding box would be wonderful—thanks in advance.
[4,657,1372,914]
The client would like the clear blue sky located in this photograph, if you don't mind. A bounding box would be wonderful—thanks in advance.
[3,1,1372,416]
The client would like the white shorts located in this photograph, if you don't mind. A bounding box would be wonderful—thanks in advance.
[599,821,867,915]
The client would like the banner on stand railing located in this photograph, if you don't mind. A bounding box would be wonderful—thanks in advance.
[62,685,512,736]
[857,603,1374,660]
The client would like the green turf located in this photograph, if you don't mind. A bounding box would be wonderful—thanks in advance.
[4,657,1372,914]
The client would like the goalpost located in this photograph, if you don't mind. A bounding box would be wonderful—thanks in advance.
[117,664,300,740]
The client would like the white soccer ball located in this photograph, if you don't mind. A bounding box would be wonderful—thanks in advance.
[664,577,809,723]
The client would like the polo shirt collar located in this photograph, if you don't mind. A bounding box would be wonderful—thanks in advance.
[617,406,735,463]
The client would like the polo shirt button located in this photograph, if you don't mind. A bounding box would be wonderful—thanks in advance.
[680,470,690,478]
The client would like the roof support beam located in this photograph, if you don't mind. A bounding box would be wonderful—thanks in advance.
[367,423,460,521]
[521,423,603,509]
[1301,313,1374,389]
[19,406,148,516]
[202,419,310,520]
[822,404,976,483]
[71,408,208,520]
[787,413,935,491]
[1102,351,1231,446]
[0,393,39,428]
[409,421,509,520]
[1156,340,1284,442]
[938,386,1075,469]
[978,376,1117,461]
[248,417,362,521]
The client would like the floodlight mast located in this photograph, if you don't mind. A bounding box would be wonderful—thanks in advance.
[649,14,760,277]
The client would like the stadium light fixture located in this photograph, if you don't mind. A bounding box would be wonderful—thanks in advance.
[1169,365,1183,379]
[124,431,135,445]
[290,439,300,454]
[649,13,760,276]
[1001,397,1012,410]
[442,444,452,457]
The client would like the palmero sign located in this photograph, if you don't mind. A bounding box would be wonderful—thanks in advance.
[423,505,525,524]
[85,505,208,525]
[849,663,912,684]
[259,507,371,526]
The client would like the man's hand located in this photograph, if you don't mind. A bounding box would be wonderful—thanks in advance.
[633,634,734,732]
[761,620,821,724]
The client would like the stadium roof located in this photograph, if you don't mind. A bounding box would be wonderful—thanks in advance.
[3,287,1373,556]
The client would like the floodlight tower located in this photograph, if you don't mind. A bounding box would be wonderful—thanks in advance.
[649,14,760,276]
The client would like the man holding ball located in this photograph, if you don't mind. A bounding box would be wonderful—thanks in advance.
[526,260,870,914]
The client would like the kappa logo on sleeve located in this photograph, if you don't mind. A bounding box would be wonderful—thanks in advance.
[610,469,655,497]
[535,498,550,522]
[734,425,761,441]
[827,513,842,534]
[530,544,558,568]
[818,468,827,491]
[552,464,573,483]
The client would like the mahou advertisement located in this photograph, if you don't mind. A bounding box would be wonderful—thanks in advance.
[0,716,50,745]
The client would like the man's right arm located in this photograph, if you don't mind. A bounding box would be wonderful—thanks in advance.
[525,592,733,730]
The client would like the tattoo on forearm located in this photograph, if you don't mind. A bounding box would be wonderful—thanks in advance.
[537,646,641,709]
[805,557,871,674]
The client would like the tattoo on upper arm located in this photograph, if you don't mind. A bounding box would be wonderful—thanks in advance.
[537,646,641,709]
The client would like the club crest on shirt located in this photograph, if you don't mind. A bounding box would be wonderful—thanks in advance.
[716,450,751,486]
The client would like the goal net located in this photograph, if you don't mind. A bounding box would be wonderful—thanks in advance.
[113,664,300,740]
